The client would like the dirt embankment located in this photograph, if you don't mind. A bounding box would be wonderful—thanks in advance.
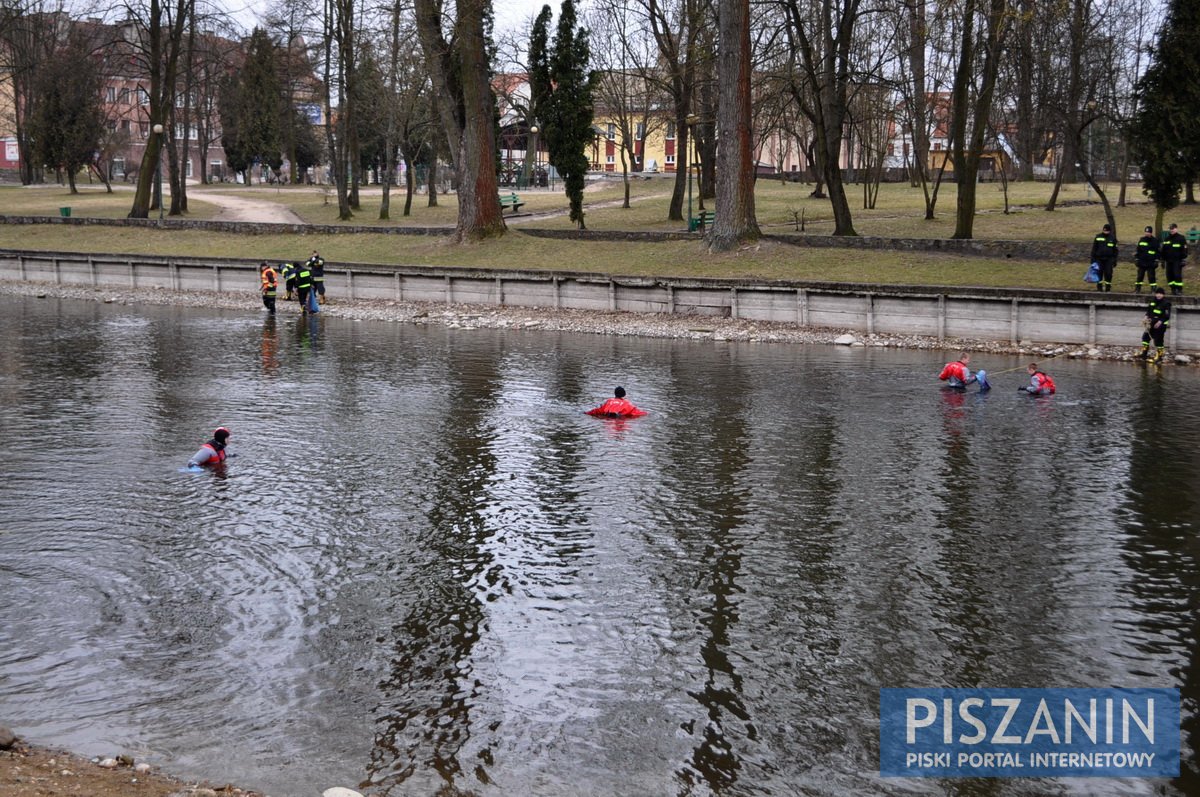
[1,735,262,797]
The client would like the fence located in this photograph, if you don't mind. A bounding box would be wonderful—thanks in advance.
[0,248,1192,351]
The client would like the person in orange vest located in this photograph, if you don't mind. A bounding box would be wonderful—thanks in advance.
[1018,363,1056,396]
[187,427,231,467]
[259,262,278,314]
[586,386,647,418]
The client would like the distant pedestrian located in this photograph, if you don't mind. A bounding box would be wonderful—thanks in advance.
[1134,225,1160,293]
[1140,286,1171,363]
[259,262,277,314]
[1019,363,1056,396]
[1090,223,1118,292]
[307,250,326,304]
[1161,222,1188,295]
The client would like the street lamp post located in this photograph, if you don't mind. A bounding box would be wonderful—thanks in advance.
[152,123,164,221]
[686,114,698,228]
[529,124,539,189]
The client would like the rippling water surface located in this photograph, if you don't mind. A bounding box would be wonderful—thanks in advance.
[1,295,1198,796]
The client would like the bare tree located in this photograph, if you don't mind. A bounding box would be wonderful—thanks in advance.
[780,0,881,236]
[121,0,195,218]
[947,0,1012,239]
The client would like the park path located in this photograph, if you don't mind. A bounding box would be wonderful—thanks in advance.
[182,183,669,225]
[185,190,303,223]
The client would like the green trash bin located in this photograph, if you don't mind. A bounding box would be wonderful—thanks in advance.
[59,207,71,218]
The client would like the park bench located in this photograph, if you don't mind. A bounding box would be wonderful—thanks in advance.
[688,210,715,232]
[1188,226,1200,246]
[499,192,525,213]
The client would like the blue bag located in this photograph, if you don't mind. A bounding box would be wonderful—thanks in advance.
[307,290,320,313]
[1084,262,1101,283]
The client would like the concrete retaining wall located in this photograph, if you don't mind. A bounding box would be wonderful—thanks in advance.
[1,248,1193,351]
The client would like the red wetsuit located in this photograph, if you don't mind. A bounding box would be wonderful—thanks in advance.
[586,398,647,418]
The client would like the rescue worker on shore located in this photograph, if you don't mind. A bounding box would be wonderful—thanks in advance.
[187,427,230,467]
[307,250,326,304]
[259,261,277,315]
[1090,223,1119,292]
[1134,225,1159,293]
[1019,363,1056,396]
[938,352,989,391]
[295,259,314,312]
[1162,222,1188,295]
[586,386,647,418]
[1140,286,1171,363]
[279,261,297,301]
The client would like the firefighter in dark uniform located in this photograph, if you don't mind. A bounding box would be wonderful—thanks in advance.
[259,261,277,314]
[1090,223,1118,292]
[295,260,313,312]
[1162,222,1188,295]
[1140,286,1171,363]
[1134,225,1159,293]
[307,250,326,304]
[279,261,297,301]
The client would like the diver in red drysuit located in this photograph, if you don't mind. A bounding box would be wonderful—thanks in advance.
[586,386,647,418]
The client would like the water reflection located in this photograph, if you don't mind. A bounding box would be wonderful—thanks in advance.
[0,296,1197,797]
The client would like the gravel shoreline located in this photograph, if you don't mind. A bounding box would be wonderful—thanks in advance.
[3,280,1190,366]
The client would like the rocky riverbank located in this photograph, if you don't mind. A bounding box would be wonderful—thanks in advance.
[2,280,1192,366]
[0,726,263,797]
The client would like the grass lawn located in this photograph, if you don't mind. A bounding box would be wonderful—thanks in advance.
[0,182,221,220]
[2,176,1196,293]
[0,223,1089,291]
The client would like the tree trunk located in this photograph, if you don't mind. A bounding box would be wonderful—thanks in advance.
[950,0,1010,239]
[403,150,414,215]
[414,0,502,240]
[708,0,760,252]
[428,159,438,207]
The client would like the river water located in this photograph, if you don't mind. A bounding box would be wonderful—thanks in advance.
[0,295,1197,797]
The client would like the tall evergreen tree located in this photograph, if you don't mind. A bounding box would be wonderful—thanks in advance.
[218,28,285,183]
[27,34,105,194]
[531,0,598,229]
[1128,0,1200,228]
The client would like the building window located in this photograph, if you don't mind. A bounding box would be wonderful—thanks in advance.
[606,153,614,164]
[887,143,895,156]
[111,157,125,178]
[185,158,193,178]
[635,123,645,141]
[106,86,115,103]
[120,119,130,131]
[118,88,129,105]
[607,123,615,140]
[666,121,675,140]
[933,142,942,151]
[210,160,224,181]
[665,153,675,165]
